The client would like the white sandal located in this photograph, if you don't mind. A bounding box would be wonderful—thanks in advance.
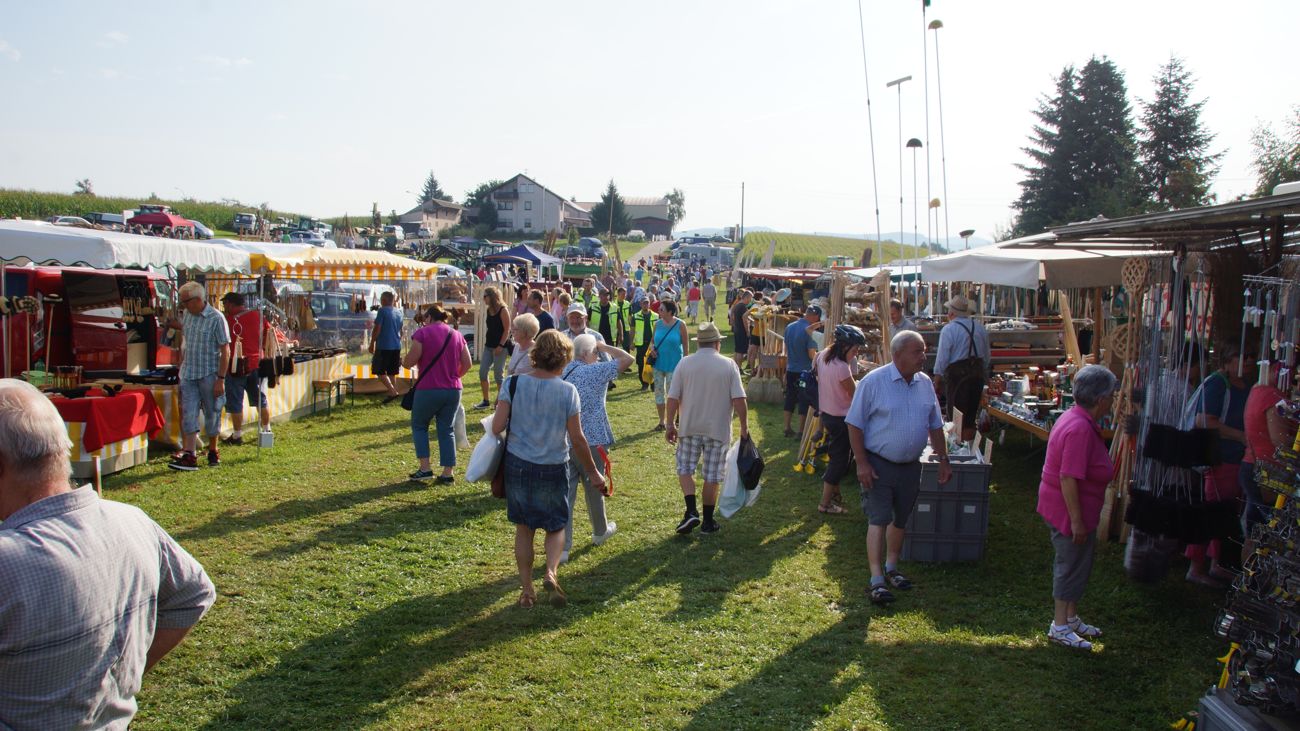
[1047,624,1093,650]
[1068,616,1102,638]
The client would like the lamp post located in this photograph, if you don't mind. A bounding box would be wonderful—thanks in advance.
[929,19,952,253]
[906,138,923,275]
[886,75,912,265]
[960,228,975,251]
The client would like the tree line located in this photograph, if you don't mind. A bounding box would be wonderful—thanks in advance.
[1011,55,1299,238]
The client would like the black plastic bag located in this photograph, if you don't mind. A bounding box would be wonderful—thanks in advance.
[737,434,764,490]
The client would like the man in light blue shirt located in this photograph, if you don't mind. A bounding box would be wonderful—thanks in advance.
[782,305,822,437]
[170,281,231,471]
[847,330,952,605]
[932,294,991,442]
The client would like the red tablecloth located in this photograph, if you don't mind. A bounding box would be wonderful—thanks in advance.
[52,388,165,452]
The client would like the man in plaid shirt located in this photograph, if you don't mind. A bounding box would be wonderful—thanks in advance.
[169,281,231,471]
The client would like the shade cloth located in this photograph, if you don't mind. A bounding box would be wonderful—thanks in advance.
[214,240,440,280]
[0,220,250,273]
[482,244,562,267]
[920,236,1168,289]
[51,387,165,452]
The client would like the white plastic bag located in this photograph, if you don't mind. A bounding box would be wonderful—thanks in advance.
[465,416,505,483]
[454,403,470,450]
[718,438,761,519]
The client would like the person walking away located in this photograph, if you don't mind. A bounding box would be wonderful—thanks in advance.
[1185,344,1255,586]
[846,330,952,605]
[686,280,701,323]
[559,335,635,561]
[507,313,539,377]
[665,322,748,535]
[932,295,990,442]
[475,287,512,409]
[816,324,867,514]
[614,286,634,352]
[168,282,231,471]
[0,379,216,728]
[650,300,689,430]
[369,290,404,403]
[701,279,717,322]
[219,292,271,445]
[403,304,472,482]
[783,305,823,437]
[730,289,752,373]
[631,298,659,392]
[493,330,606,608]
[528,289,555,333]
[1036,365,1117,649]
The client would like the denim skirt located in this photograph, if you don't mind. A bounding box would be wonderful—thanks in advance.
[504,451,571,532]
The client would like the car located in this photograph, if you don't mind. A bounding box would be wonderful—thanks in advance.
[233,212,260,234]
[287,230,337,248]
[190,220,214,239]
[710,235,732,243]
[83,212,125,230]
[47,216,94,228]
[414,227,433,239]
[382,225,405,241]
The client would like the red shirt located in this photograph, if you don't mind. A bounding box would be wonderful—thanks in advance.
[224,309,270,370]
[1243,384,1286,465]
[687,287,701,302]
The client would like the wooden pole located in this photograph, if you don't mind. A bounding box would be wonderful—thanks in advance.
[1058,292,1083,365]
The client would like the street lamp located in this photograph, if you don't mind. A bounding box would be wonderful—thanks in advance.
[906,137,922,274]
[887,75,912,265]
[960,228,975,251]
[929,19,952,252]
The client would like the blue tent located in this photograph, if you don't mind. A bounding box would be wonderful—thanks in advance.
[481,244,562,267]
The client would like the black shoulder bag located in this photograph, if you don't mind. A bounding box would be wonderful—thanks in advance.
[401,330,454,411]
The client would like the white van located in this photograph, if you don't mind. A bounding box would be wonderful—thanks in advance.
[337,282,399,310]
[671,244,734,268]
[382,225,405,241]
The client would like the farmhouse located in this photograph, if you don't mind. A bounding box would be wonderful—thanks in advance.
[398,198,464,235]
[487,174,591,233]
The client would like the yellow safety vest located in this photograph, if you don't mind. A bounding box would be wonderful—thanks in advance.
[613,300,632,330]
[631,310,659,347]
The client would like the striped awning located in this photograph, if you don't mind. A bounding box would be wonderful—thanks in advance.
[216,241,439,280]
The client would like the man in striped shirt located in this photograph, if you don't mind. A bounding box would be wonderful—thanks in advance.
[169,282,231,471]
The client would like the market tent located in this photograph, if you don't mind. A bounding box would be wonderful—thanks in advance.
[844,263,924,283]
[0,220,250,272]
[481,244,561,267]
[126,212,194,229]
[920,236,1167,289]
[214,240,439,280]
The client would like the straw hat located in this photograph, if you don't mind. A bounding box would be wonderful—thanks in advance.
[697,322,723,344]
[944,295,972,315]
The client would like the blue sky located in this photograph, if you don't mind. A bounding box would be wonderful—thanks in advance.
[2,0,1296,242]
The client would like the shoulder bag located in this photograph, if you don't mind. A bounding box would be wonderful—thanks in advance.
[490,375,519,498]
[645,322,673,368]
[401,328,454,411]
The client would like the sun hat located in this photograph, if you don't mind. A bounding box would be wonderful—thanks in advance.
[945,295,972,315]
[697,322,723,344]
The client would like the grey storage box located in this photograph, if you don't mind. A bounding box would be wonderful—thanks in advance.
[901,453,992,562]
[1197,688,1294,731]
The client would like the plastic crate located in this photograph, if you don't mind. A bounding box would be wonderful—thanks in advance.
[901,454,992,563]
[1197,688,1291,731]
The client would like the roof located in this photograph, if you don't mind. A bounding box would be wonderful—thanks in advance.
[402,199,465,216]
[494,174,585,211]
[918,236,1168,289]
[0,220,249,273]
[1048,190,1300,251]
[624,196,669,207]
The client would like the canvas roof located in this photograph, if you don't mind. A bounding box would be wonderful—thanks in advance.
[919,234,1168,289]
[0,220,250,273]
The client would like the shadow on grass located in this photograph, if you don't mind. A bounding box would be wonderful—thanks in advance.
[175,480,428,542]
[201,515,815,728]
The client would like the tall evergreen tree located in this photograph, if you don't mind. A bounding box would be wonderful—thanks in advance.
[1013,57,1143,236]
[590,180,631,235]
[1138,57,1220,209]
[1251,106,1300,196]
[418,171,448,204]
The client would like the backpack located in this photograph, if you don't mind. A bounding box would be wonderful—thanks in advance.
[797,354,820,412]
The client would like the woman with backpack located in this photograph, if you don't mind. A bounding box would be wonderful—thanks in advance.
[813,325,867,515]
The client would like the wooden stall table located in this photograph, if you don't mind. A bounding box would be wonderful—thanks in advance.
[51,387,165,492]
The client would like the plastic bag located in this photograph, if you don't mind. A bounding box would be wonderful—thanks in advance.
[719,438,761,519]
[454,403,470,450]
[465,416,505,483]
[736,434,764,490]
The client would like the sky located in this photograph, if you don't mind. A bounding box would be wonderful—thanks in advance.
[2,0,1297,245]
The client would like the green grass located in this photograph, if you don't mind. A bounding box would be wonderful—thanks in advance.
[105,339,1222,729]
[740,232,943,269]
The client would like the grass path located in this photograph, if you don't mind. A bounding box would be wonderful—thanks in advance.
[110,349,1223,729]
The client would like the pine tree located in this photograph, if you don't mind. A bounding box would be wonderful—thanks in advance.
[1013,57,1143,236]
[418,171,448,204]
[1138,57,1220,209]
[589,180,631,235]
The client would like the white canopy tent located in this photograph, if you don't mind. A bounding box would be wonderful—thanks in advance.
[920,235,1168,289]
[0,220,251,273]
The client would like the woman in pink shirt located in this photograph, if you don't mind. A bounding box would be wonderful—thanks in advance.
[401,305,472,482]
[814,325,867,515]
[1036,364,1116,651]
[1240,362,1294,539]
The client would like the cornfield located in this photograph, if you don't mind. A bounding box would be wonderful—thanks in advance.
[0,188,306,234]
[739,232,928,268]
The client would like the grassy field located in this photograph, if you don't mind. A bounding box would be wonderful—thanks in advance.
[100,323,1227,729]
[739,232,941,269]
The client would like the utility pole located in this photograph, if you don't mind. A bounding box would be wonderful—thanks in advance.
[739,181,745,246]
[887,75,912,265]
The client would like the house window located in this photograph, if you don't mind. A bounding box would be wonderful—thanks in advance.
[523,219,532,229]
[499,218,513,229]
[497,201,513,211]
[524,200,532,211]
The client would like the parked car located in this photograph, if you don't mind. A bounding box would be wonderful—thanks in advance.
[190,220,214,239]
[287,230,337,248]
[576,236,606,259]
[382,225,405,241]
[710,235,732,243]
[47,216,94,228]
[83,212,125,230]
[233,212,260,234]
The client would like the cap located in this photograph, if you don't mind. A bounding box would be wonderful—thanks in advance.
[566,303,588,316]
[805,304,823,317]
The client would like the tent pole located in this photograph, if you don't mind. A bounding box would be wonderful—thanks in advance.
[2,267,9,378]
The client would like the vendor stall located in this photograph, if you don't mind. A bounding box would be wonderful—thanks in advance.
[52,386,165,485]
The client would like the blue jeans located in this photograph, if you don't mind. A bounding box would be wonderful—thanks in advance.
[180,374,224,437]
[411,388,460,466]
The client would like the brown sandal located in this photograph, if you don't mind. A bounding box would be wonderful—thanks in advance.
[543,577,567,608]
[517,590,536,608]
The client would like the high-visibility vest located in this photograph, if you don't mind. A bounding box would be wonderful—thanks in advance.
[612,300,632,330]
[589,303,615,334]
[577,289,597,312]
[631,310,659,347]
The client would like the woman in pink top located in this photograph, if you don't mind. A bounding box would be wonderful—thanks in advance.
[1036,364,1116,651]
[814,325,867,515]
[1240,362,1294,537]
[401,304,472,483]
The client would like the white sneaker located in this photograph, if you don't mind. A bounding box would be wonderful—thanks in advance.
[1047,623,1093,650]
[593,521,618,546]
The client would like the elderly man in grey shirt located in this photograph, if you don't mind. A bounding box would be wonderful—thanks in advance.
[0,379,216,730]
